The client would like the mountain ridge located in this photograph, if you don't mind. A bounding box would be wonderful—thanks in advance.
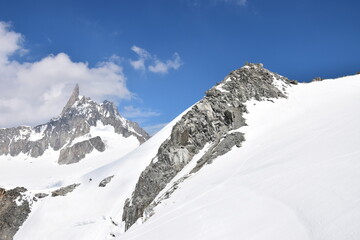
[1,63,359,240]
[0,84,149,164]
[119,66,360,240]
[122,63,296,229]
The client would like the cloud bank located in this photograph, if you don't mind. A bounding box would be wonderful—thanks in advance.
[130,45,183,74]
[0,22,131,127]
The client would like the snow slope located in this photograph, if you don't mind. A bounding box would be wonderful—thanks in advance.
[0,122,140,189]
[12,106,192,240]
[121,75,360,240]
[8,74,360,240]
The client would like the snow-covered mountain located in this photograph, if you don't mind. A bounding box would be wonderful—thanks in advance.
[1,63,360,240]
[0,84,149,165]
[0,84,150,239]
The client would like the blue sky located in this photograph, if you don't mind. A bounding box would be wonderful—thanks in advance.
[0,0,359,134]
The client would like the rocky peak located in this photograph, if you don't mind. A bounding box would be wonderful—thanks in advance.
[122,63,294,230]
[206,62,292,99]
[102,100,118,113]
[60,84,80,116]
[0,85,150,163]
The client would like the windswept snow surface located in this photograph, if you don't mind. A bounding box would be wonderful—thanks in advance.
[121,75,360,240]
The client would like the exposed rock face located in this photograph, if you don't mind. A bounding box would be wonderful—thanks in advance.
[33,193,48,201]
[0,85,150,164]
[122,63,293,230]
[0,187,31,240]
[61,83,80,116]
[99,175,114,187]
[51,184,80,197]
[58,136,105,165]
[191,132,245,173]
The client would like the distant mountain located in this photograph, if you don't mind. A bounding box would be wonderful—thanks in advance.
[1,64,360,240]
[0,84,149,165]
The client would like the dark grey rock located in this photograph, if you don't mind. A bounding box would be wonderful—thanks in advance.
[142,175,188,222]
[0,85,150,164]
[99,175,114,187]
[0,187,31,240]
[90,136,106,152]
[140,132,245,220]
[58,136,105,165]
[33,193,48,201]
[122,63,292,230]
[288,79,298,85]
[110,217,118,226]
[34,193,48,199]
[191,132,245,173]
[51,183,80,197]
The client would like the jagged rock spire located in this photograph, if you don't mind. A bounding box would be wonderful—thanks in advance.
[61,84,79,116]
[0,81,149,162]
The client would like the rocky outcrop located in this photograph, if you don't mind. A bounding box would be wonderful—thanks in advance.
[139,133,246,222]
[58,136,105,165]
[122,63,293,230]
[0,85,150,164]
[0,187,31,240]
[311,77,323,82]
[61,83,80,116]
[51,184,80,197]
[99,175,114,187]
[191,132,245,173]
[33,193,48,201]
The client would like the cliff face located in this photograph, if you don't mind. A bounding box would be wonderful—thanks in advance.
[122,63,295,230]
[0,85,150,164]
[0,187,31,240]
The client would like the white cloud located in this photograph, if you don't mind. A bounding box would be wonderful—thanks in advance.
[148,53,182,74]
[129,45,151,70]
[0,22,132,128]
[0,22,24,64]
[122,105,160,119]
[130,45,183,74]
